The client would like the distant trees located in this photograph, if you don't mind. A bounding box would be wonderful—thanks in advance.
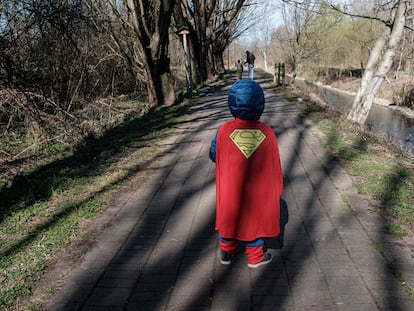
[279,0,326,75]
[273,0,413,125]
[273,1,381,77]
[173,0,255,84]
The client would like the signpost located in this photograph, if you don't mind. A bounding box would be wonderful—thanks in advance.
[178,29,193,93]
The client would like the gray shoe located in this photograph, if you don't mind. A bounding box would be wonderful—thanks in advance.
[247,253,272,268]
[220,251,233,265]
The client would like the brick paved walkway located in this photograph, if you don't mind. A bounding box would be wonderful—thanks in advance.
[45,74,414,311]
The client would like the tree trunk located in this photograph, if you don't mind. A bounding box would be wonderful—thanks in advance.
[347,0,407,125]
[144,55,176,107]
[195,1,210,83]
[214,50,226,73]
[126,0,176,107]
[189,32,203,85]
[263,50,268,72]
[188,28,207,84]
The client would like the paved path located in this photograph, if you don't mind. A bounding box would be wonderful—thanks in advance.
[45,74,414,311]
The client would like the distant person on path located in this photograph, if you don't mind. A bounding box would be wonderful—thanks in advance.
[209,80,284,268]
[244,50,255,80]
[236,59,243,80]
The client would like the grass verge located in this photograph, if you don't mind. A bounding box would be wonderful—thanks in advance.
[0,104,186,310]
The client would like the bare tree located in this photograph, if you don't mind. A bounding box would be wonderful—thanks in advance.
[173,0,255,84]
[84,0,176,107]
[248,1,287,71]
[278,0,322,75]
[338,1,410,124]
[209,0,255,74]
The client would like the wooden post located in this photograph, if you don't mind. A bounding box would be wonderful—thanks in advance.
[179,29,192,93]
[277,63,281,85]
[275,63,285,87]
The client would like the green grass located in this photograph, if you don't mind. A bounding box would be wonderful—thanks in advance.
[349,152,414,225]
[408,287,414,301]
[388,224,408,236]
[0,102,192,310]
[272,84,414,229]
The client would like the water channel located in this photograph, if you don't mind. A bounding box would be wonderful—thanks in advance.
[292,77,414,154]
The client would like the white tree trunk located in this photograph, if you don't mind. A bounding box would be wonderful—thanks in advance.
[347,0,407,125]
[263,50,268,72]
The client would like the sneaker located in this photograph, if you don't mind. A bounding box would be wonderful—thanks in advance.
[247,253,272,268]
[220,251,233,265]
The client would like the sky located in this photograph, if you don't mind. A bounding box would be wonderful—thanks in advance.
[243,0,354,44]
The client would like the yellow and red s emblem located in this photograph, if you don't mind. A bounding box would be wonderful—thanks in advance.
[230,129,266,159]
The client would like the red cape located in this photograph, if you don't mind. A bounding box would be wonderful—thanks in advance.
[215,118,283,241]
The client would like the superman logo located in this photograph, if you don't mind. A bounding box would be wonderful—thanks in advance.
[230,129,266,159]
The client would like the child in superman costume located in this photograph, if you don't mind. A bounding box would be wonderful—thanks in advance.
[209,80,284,268]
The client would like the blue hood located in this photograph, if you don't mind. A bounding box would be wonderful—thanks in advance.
[228,80,264,120]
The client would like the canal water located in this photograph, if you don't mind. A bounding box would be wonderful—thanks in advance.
[292,78,414,154]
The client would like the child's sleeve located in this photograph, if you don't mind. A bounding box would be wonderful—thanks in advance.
[209,131,218,163]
